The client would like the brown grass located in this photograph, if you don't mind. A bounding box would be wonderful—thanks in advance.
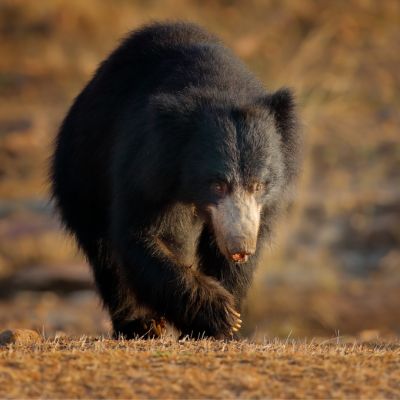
[0,0,399,368]
[1,336,399,399]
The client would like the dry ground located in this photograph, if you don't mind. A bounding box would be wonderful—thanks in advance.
[0,335,399,399]
[0,0,399,339]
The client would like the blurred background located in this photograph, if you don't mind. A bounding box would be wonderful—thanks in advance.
[0,0,399,340]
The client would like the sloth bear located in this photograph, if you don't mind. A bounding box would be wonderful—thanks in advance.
[51,22,301,339]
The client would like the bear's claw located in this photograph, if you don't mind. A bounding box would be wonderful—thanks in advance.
[149,317,167,338]
[226,306,242,335]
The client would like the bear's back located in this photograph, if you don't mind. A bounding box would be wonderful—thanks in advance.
[97,22,258,98]
[123,21,220,51]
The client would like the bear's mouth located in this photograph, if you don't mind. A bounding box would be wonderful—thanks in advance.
[230,252,250,263]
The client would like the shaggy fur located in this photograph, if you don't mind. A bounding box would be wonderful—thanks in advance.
[51,22,301,339]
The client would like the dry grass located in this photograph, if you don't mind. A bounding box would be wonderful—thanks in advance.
[0,0,399,347]
[0,336,399,399]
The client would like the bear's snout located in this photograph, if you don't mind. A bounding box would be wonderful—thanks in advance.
[209,190,261,263]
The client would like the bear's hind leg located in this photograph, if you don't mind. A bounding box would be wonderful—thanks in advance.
[112,316,167,339]
[77,237,154,339]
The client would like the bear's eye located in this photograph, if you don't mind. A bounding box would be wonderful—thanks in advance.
[211,181,228,197]
[250,182,264,193]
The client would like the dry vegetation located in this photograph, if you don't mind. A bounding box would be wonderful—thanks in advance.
[0,0,399,338]
[1,335,399,399]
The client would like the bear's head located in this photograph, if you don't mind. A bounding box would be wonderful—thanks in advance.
[150,88,301,263]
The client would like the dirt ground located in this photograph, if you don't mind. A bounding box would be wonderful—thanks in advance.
[0,0,399,340]
[0,335,399,399]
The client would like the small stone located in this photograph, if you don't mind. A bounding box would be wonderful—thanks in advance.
[0,329,42,346]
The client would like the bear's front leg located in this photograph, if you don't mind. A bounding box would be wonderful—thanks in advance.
[112,234,241,339]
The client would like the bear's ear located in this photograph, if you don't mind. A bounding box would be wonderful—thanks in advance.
[258,88,302,184]
[259,88,297,141]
